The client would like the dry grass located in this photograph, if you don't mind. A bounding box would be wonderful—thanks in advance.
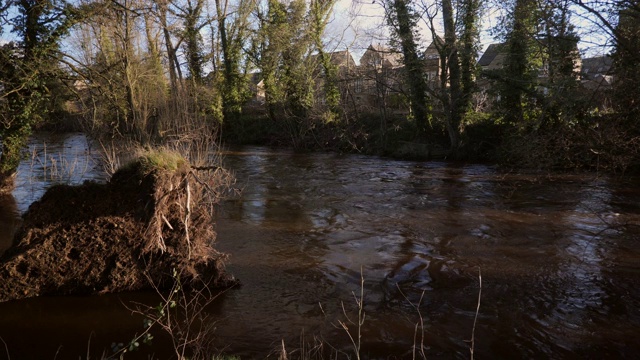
[27,141,94,184]
[275,268,484,360]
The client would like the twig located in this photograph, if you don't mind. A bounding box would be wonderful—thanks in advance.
[396,285,427,360]
[161,214,174,230]
[123,269,226,360]
[53,345,62,360]
[86,331,94,360]
[0,336,10,360]
[191,165,221,171]
[335,267,365,360]
[279,339,288,360]
[184,176,192,259]
[470,268,482,360]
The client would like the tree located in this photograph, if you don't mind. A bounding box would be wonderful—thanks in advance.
[611,0,640,117]
[183,0,206,83]
[386,0,431,138]
[539,0,581,123]
[250,0,316,122]
[458,0,482,115]
[417,0,483,152]
[249,0,288,120]
[156,0,182,91]
[309,0,340,122]
[214,0,252,123]
[0,0,82,186]
[498,0,541,125]
[73,0,146,138]
[440,0,463,150]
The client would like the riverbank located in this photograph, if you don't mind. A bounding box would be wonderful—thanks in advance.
[220,112,640,174]
[0,149,235,302]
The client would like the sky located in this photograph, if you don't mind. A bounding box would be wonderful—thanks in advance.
[330,0,610,63]
[0,0,611,63]
[328,0,496,64]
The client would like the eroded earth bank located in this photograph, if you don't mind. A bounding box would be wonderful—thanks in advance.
[0,156,235,303]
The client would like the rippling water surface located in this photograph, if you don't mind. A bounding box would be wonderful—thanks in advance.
[0,135,639,359]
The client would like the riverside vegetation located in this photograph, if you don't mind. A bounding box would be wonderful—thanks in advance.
[0,0,638,183]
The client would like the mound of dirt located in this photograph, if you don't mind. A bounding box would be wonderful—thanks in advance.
[0,160,236,302]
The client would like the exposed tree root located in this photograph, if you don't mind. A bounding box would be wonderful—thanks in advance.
[0,158,236,303]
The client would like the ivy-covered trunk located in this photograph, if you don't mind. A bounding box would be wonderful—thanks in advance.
[441,0,462,152]
[215,0,251,124]
[0,0,45,188]
[0,123,32,188]
[500,0,540,125]
[388,0,431,139]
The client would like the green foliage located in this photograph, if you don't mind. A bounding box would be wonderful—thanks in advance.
[493,0,579,124]
[221,111,278,145]
[458,111,506,160]
[0,45,48,175]
[0,123,33,175]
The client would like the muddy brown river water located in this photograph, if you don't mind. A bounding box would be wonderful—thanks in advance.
[1,133,639,359]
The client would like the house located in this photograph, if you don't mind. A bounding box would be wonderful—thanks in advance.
[477,41,582,96]
[581,55,613,81]
[309,49,357,77]
[423,36,443,85]
[360,44,403,69]
[248,72,265,104]
[311,49,358,104]
[350,38,445,113]
[477,43,507,71]
[580,55,614,109]
[353,44,407,113]
[478,41,581,79]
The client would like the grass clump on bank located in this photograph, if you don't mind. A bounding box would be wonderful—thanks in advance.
[137,148,188,172]
[112,147,189,175]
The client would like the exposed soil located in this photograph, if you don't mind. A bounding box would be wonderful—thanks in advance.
[0,161,236,302]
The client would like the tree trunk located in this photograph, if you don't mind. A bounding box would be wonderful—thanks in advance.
[157,0,181,92]
[391,0,431,138]
[442,0,461,152]
[215,0,236,121]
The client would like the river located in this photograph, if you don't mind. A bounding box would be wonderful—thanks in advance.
[0,133,639,359]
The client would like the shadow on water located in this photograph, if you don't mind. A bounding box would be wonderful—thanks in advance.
[0,194,20,256]
[1,139,640,358]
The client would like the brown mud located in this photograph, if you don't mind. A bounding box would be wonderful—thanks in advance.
[0,160,235,302]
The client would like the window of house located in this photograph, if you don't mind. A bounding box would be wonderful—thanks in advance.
[355,79,363,93]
